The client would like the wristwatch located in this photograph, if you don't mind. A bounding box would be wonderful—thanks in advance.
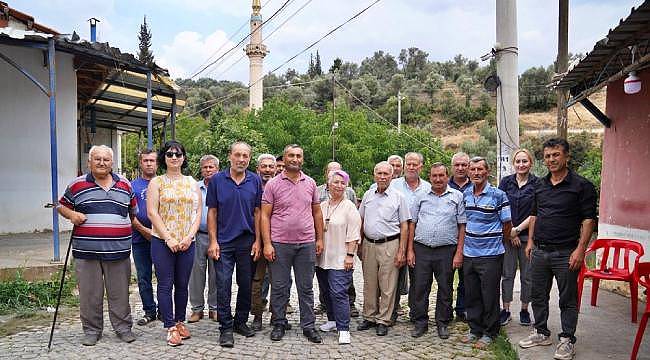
[515,227,521,235]
[346,253,355,257]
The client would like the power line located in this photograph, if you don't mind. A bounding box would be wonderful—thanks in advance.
[190,0,294,79]
[334,77,450,159]
[189,0,277,77]
[186,78,324,115]
[209,0,314,80]
[183,0,381,116]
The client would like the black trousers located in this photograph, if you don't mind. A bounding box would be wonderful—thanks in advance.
[464,254,503,338]
[411,243,455,329]
[530,247,579,343]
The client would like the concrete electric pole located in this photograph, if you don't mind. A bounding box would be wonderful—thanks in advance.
[495,0,520,182]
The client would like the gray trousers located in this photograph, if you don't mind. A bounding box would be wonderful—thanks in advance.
[75,257,133,336]
[189,232,218,312]
[268,241,316,330]
[501,234,531,304]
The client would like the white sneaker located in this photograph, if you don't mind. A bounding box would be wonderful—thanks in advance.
[338,330,351,344]
[554,337,575,360]
[519,328,553,348]
[319,321,337,332]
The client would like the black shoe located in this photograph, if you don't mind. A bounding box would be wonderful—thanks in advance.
[117,331,136,343]
[314,304,327,315]
[455,312,467,323]
[350,304,360,318]
[251,315,263,331]
[137,313,157,326]
[270,324,285,341]
[219,330,234,348]
[437,325,449,339]
[357,320,377,331]
[411,326,427,338]
[303,328,323,343]
[376,324,388,336]
[234,323,256,337]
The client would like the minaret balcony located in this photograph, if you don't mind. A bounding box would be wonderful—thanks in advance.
[245,43,269,56]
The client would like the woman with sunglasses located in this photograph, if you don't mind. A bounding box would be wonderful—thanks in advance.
[315,170,361,345]
[147,140,201,346]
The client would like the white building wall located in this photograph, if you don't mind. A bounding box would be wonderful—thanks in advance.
[0,44,77,233]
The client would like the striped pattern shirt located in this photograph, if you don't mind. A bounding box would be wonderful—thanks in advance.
[463,183,511,257]
[59,173,136,261]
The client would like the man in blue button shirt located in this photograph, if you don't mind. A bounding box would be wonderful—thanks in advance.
[188,155,220,323]
[207,142,263,348]
[461,156,512,349]
[408,163,465,339]
[131,149,159,326]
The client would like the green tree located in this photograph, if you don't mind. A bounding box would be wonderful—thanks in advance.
[424,72,445,101]
[137,16,154,65]
[329,58,343,73]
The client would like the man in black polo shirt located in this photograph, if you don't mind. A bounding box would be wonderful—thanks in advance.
[518,138,597,360]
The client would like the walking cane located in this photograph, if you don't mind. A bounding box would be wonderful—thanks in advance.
[47,233,74,352]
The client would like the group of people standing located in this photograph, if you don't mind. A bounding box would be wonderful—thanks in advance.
[58,136,595,360]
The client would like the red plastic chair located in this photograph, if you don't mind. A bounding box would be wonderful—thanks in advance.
[577,239,644,323]
[631,262,650,360]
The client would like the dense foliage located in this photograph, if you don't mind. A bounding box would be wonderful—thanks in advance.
[122,99,451,194]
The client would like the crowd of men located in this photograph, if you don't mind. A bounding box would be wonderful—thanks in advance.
[58,137,595,360]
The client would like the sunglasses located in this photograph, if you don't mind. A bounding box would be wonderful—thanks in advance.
[165,151,184,159]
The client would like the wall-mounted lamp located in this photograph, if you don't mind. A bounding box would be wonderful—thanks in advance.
[624,71,641,95]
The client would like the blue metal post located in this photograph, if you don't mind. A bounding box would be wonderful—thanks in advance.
[88,18,100,43]
[146,72,153,150]
[48,38,61,262]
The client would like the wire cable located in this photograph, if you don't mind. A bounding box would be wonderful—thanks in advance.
[190,0,294,79]
[184,0,381,115]
[334,77,450,159]
[208,0,314,80]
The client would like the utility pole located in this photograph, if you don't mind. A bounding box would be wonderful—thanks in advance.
[496,0,520,182]
[331,73,336,161]
[397,90,404,134]
[556,0,569,139]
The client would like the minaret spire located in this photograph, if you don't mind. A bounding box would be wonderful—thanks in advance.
[246,0,268,110]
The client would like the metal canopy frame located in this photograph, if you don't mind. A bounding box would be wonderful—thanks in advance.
[553,2,650,126]
[0,28,185,262]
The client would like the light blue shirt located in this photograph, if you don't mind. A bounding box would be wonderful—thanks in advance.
[199,180,208,233]
[359,186,411,240]
[412,186,466,248]
[384,177,431,215]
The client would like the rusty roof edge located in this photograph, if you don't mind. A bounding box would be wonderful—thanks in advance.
[553,2,650,90]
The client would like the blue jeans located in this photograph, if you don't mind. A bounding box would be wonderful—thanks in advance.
[132,241,157,316]
[315,267,352,331]
[151,237,195,328]
[215,234,254,331]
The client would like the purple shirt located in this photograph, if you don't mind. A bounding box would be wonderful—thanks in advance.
[131,177,151,244]
[262,171,319,244]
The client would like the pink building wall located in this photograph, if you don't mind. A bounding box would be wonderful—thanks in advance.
[599,68,650,258]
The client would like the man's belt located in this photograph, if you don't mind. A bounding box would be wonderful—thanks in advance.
[365,234,400,244]
[535,242,576,252]
[197,230,208,235]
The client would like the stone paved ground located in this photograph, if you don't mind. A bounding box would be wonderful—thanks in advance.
[0,260,493,360]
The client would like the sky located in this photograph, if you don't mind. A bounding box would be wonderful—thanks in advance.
[9,0,646,83]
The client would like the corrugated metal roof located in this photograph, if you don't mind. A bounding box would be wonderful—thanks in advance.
[554,2,650,99]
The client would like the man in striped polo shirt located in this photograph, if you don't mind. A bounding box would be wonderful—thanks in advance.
[58,145,137,346]
[461,156,512,349]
